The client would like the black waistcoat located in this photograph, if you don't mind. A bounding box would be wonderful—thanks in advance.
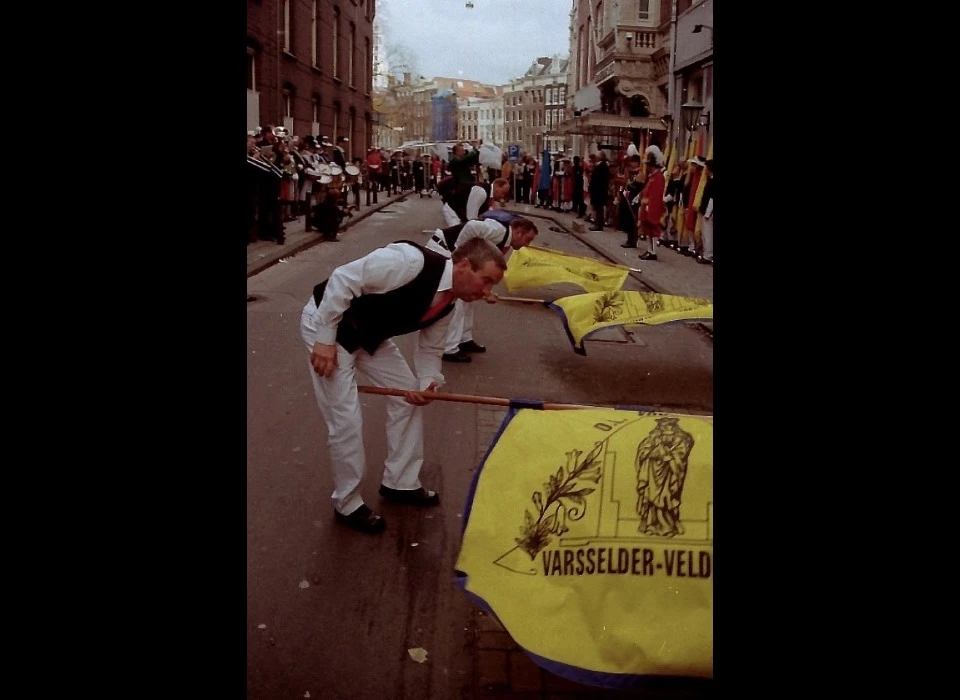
[312,241,454,354]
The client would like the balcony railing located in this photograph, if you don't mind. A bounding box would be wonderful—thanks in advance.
[632,31,657,49]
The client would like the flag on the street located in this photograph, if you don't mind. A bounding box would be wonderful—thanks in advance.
[504,246,630,294]
[547,291,713,355]
[455,406,714,685]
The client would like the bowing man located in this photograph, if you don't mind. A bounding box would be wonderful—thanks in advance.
[300,237,508,534]
[424,217,538,362]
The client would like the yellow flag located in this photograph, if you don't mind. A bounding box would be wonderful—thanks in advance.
[693,156,709,209]
[547,291,713,355]
[692,138,712,235]
[456,407,714,683]
[661,138,679,226]
[504,246,630,294]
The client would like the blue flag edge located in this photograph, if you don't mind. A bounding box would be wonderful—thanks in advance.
[545,301,588,355]
[452,402,714,689]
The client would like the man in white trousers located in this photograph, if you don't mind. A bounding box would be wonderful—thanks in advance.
[300,237,507,534]
[425,217,539,362]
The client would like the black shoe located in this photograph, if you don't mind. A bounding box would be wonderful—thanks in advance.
[696,256,713,265]
[442,350,472,363]
[639,251,658,260]
[334,504,386,534]
[459,340,486,354]
[588,226,603,231]
[379,485,440,507]
[621,243,637,248]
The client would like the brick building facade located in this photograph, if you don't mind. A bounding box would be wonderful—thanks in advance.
[247,0,376,161]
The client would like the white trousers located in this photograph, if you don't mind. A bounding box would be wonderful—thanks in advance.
[300,304,425,515]
[443,299,475,354]
[701,216,714,261]
[441,204,462,228]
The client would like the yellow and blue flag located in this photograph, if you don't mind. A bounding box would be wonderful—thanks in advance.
[456,405,714,686]
[504,246,630,294]
[547,291,714,355]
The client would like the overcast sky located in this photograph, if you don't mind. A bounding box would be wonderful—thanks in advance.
[377,0,571,85]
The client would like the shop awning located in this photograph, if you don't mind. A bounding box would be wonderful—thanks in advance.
[556,113,666,136]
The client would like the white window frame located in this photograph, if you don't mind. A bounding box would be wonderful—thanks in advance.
[283,0,291,52]
[247,47,257,91]
[638,0,651,22]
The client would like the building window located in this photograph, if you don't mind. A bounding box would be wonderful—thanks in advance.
[247,46,257,91]
[365,38,371,93]
[638,0,650,21]
[333,7,340,78]
[312,1,319,66]
[283,0,292,52]
[587,17,593,76]
[312,98,319,124]
[349,22,356,86]
[333,102,340,142]
[283,88,293,119]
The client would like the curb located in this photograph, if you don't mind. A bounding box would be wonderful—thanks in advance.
[246,194,407,278]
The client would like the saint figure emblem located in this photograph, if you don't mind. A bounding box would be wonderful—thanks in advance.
[634,416,695,536]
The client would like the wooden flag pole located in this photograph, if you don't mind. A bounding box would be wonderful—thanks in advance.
[357,385,602,411]
[498,295,548,304]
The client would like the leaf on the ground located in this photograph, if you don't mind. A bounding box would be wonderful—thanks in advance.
[407,647,428,663]
[299,580,310,589]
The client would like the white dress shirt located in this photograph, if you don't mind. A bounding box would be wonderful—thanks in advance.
[454,218,510,252]
[306,243,454,389]
[426,218,510,259]
[465,185,490,221]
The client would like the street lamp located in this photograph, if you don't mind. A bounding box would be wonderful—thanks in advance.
[681,101,704,133]
[692,24,713,46]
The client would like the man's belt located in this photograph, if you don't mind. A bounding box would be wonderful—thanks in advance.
[430,233,449,251]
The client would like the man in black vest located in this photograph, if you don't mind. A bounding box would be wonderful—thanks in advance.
[300,237,508,534]
[440,178,510,228]
[424,217,538,361]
